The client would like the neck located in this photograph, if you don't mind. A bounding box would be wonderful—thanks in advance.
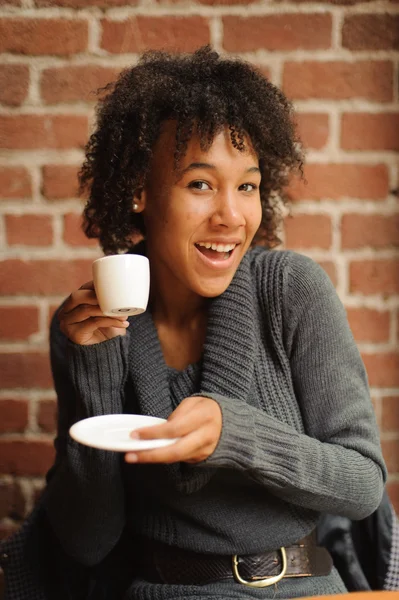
[148,267,207,329]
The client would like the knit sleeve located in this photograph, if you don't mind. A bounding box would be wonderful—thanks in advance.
[203,252,387,520]
[42,310,128,566]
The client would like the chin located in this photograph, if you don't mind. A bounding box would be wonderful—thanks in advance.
[194,277,234,298]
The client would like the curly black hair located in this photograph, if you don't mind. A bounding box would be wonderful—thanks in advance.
[80,46,303,255]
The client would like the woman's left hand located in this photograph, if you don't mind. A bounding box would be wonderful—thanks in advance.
[125,396,222,464]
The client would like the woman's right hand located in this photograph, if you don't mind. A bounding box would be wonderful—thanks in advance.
[58,281,130,346]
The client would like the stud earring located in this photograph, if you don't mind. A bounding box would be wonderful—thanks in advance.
[132,202,139,211]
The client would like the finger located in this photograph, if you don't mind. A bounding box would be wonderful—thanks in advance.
[125,428,209,464]
[131,402,206,440]
[167,396,203,418]
[79,281,95,290]
[61,289,99,315]
[61,305,116,326]
[62,317,129,338]
[130,422,179,440]
[77,316,129,330]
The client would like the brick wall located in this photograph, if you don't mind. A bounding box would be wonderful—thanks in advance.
[0,0,398,541]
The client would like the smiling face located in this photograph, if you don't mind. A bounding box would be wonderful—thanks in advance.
[138,123,262,300]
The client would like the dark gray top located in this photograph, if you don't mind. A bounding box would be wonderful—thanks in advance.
[43,247,386,597]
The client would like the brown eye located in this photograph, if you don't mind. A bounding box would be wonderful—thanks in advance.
[189,181,211,191]
[239,183,257,192]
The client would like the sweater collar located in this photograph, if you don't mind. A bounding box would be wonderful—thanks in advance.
[200,252,257,400]
[128,252,256,418]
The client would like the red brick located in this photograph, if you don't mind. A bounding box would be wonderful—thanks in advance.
[0,306,39,341]
[0,400,29,433]
[387,481,399,514]
[381,438,399,473]
[350,260,399,295]
[0,440,55,477]
[257,66,271,81]
[295,113,329,150]
[289,164,389,202]
[0,115,88,150]
[64,213,98,248]
[41,65,119,105]
[196,0,258,4]
[283,61,393,102]
[38,400,57,433]
[64,213,98,247]
[101,17,210,53]
[288,0,374,4]
[36,0,134,5]
[0,166,31,199]
[381,397,399,433]
[0,65,29,106]
[0,480,25,520]
[341,214,399,250]
[42,164,80,200]
[0,259,92,295]
[342,14,399,50]
[0,18,88,56]
[5,214,53,247]
[370,396,380,425]
[346,307,390,343]
[284,214,332,249]
[0,353,52,389]
[363,353,399,388]
[341,113,399,151]
[222,15,332,52]
[10,481,25,519]
[318,261,337,287]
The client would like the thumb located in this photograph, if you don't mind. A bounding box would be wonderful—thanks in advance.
[79,281,95,290]
[167,396,202,421]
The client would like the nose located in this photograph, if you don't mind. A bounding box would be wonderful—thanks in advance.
[210,189,245,229]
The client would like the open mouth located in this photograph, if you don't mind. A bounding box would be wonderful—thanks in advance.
[195,242,237,261]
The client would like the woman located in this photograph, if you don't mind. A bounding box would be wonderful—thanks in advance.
[1,46,386,599]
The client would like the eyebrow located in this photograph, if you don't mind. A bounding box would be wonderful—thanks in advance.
[179,162,261,176]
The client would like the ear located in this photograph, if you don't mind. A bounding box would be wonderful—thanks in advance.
[132,187,147,213]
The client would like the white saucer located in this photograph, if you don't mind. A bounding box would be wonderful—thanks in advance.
[69,414,178,452]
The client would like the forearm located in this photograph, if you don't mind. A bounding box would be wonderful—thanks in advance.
[202,392,385,520]
[67,335,129,418]
[44,331,129,565]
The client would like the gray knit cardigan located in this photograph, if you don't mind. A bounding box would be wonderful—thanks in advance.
[5,247,388,599]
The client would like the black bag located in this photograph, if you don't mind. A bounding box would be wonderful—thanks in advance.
[318,488,399,591]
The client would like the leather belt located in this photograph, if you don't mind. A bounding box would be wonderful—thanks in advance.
[135,533,333,587]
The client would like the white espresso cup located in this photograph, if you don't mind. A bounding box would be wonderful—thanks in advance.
[92,254,150,318]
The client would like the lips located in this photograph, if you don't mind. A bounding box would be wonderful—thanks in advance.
[196,246,231,261]
[196,242,237,253]
[194,241,240,268]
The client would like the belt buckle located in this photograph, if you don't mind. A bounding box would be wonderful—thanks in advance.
[232,547,287,588]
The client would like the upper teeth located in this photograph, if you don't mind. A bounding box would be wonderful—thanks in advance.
[197,242,236,252]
